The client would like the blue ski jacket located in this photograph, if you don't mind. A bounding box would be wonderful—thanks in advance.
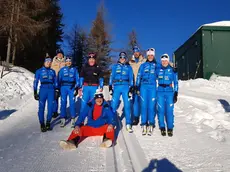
[136,60,160,86]
[109,62,134,86]
[33,66,57,91]
[75,100,116,128]
[58,66,79,89]
[156,64,178,92]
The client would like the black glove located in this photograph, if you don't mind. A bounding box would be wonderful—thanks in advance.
[109,85,113,95]
[55,89,60,100]
[173,91,178,103]
[74,87,78,97]
[129,86,134,94]
[34,90,39,101]
[135,86,140,95]
[128,86,134,98]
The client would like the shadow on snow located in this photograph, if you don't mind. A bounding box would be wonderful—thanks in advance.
[0,109,17,120]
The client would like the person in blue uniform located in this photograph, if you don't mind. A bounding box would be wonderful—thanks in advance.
[33,56,58,132]
[136,48,158,136]
[109,52,134,133]
[79,52,104,114]
[58,57,79,128]
[156,54,178,137]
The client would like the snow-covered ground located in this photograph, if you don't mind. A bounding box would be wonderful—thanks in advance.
[0,66,34,120]
[0,66,230,172]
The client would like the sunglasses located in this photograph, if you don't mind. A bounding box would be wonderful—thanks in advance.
[119,55,126,59]
[147,48,155,51]
[88,54,96,58]
[161,56,169,59]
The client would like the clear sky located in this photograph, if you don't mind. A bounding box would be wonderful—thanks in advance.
[59,0,230,62]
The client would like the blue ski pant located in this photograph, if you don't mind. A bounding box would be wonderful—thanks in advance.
[38,87,55,124]
[60,86,76,119]
[140,84,157,126]
[53,99,58,113]
[111,85,131,125]
[80,86,98,113]
[157,91,174,129]
[132,93,140,118]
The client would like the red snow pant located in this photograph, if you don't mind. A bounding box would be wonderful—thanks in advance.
[67,124,115,142]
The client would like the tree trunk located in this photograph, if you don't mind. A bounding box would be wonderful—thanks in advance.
[12,0,20,65]
[6,0,15,64]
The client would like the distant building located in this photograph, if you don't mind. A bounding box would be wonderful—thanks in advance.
[174,21,230,80]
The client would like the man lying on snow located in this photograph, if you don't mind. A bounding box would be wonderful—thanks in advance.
[59,91,116,150]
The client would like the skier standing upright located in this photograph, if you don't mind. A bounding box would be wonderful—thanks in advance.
[33,56,58,132]
[51,49,65,118]
[79,52,104,114]
[136,48,158,135]
[109,52,134,133]
[129,45,146,125]
[58,56,79,128]
[156,54,178,137]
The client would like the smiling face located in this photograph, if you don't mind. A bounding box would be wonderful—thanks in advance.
[119,57,126,64]
[44,61,52,68]
[134,52,140,58]
[95,98,103,105]
[57,53,64,59]
[88,58,96,66]
[65,60,72,67]
[147,55,155,62]
[161,60,169,67]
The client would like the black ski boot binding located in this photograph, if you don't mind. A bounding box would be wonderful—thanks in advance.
[46,122,52,131]
[160,128,166,136]
[41,123,47,132]
[167,129,173,137]
[132,117,139,126]
[53,112,59,118]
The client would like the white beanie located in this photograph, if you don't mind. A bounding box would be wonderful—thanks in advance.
[161,54,169,62]
[146,48,155,56]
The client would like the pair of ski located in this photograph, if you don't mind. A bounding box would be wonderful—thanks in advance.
[59,136,113,150]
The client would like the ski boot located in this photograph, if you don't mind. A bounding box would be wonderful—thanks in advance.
[126,124,133,133]
[100,136,112,148]
[142,125,147,135]
[147,125,154,136]
[60,118,66,128]
[167,129,173,137]
[160,127,166,136]
[46,122,52,131]
[52,112,59,118]
[59,140,77,150]
[132,117,139,126]
[71,118,76,128]
[40,123,47,132]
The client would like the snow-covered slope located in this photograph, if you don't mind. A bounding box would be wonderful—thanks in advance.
[133,74,230,171]
[1,67,230,172]
[0,66,34,111]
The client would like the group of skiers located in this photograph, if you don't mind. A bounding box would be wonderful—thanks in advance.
[33,46,178,149]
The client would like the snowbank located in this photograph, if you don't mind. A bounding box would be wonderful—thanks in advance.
[178,74,230,142]
[0,66,34,111]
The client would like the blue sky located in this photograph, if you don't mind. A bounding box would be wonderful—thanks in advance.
[59,0,230,62]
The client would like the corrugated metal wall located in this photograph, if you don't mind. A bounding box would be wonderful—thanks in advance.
[175,30,203,80]
[202,29,230,79]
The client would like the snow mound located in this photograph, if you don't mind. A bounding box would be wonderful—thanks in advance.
[178,75,230,142]
[0,66,34,111]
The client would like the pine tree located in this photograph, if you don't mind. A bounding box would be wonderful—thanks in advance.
[66,24,87,71]
[88,3,112,80]
[127,29,140,59]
